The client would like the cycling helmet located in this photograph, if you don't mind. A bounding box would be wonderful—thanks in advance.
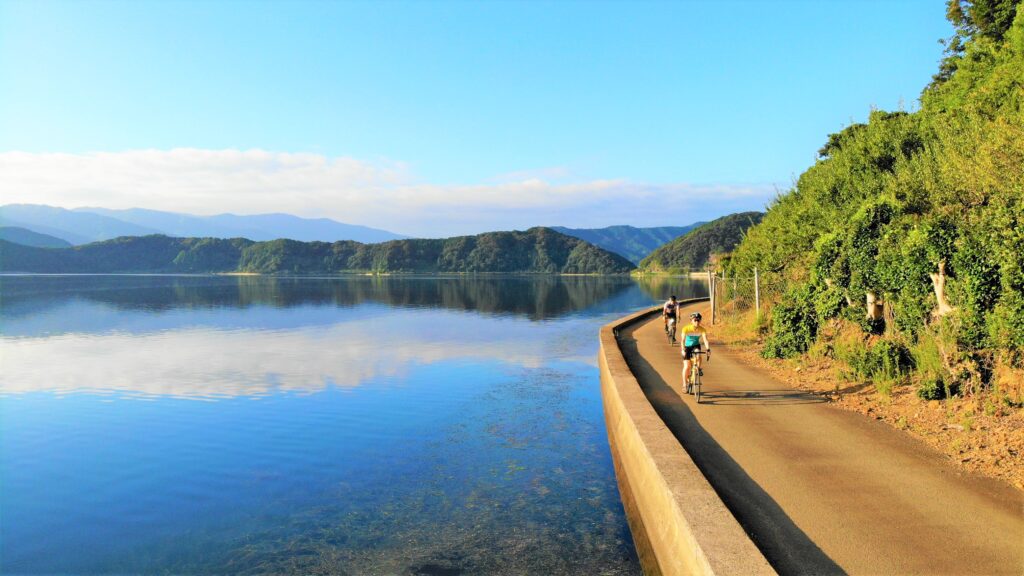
[690,312,702,321]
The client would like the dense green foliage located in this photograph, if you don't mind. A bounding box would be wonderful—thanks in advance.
[0,228,635,275]
[638,212,764,273]
[728,0,1024,399]
[762,283,819,359]
[0,226,72,248]
[551,224,702,264]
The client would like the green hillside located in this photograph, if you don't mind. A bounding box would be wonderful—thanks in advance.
[551,224,703,264]
[638,212,764,273]
[724,0,1023,401]
[0,227,635,275]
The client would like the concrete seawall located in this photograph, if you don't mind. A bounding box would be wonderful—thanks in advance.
[599,304,774,576]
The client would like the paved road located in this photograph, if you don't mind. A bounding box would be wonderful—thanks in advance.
[619,303,1023,575]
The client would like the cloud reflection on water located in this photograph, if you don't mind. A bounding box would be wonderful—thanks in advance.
[0,274,705,400]
[0,310,595,400]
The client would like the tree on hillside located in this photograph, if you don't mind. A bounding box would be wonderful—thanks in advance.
[932,0,1020,85]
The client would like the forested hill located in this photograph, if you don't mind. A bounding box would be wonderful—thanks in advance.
[637,212,764,273]
[725,0,1023,400]
[0,227,635,274]
[551,224,703,264]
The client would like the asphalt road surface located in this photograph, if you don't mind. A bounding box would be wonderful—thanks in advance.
[619,302,1023,575]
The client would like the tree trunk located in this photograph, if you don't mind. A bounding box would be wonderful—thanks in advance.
[930,260,955,318]
[866,292,884,321]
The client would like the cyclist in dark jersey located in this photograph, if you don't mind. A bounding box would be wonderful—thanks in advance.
[662,295,678,333]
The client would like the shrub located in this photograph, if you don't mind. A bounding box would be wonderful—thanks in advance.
[988,291,1024,350]
[949,232,1002,348]
[846,196,899,296]
[762,283,819,359]
[813,282,847,321]
[834,331,914,396]
[868,339,915,381]
[911,324,962,400]
[917,376,948,400]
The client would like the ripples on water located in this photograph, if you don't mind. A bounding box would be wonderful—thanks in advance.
[0,275,706,574]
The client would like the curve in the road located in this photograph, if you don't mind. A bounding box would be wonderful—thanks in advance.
[613,301,1023,575]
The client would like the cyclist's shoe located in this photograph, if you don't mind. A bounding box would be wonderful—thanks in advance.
[698,368,704,377]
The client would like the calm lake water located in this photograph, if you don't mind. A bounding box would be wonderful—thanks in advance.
[0,274,706,575]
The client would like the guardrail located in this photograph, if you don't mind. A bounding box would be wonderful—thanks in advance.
[599,301,775,575]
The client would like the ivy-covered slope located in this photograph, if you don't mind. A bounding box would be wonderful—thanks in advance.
[638,212,764,273]
[726,0,1024,400]
[0,227,635,274]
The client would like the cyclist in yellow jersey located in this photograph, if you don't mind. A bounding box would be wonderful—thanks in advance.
[680,312,710,390]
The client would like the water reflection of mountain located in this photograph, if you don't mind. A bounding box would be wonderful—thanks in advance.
[632,274,709,303]
[0,275,673,322]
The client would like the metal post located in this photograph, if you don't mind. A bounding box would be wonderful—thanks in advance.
[713,274,718,325]
[708,269,715,325]
[754,266,761,318]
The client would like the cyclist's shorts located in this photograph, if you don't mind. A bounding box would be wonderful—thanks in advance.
[683,344,702,360]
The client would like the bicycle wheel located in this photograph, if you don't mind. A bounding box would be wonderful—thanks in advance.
[695,372,701,404]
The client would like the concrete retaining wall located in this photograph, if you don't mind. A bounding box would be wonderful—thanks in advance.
[600,304,775,576]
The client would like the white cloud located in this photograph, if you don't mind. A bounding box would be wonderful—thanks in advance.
[0,149,777,237]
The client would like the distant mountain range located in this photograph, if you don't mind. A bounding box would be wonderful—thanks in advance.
[551,224,704,264]
[0,204,406,245]
[0,204,707,265]
[0,227,635,275]
[0,226,73,249]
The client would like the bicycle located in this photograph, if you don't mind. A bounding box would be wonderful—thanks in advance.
[684,350,711,404]
[665,317,677,345]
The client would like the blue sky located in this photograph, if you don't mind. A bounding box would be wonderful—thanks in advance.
[0,0,952,237]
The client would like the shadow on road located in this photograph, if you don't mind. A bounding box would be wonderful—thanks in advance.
[617,333,845,576]
[698,389,828,406]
